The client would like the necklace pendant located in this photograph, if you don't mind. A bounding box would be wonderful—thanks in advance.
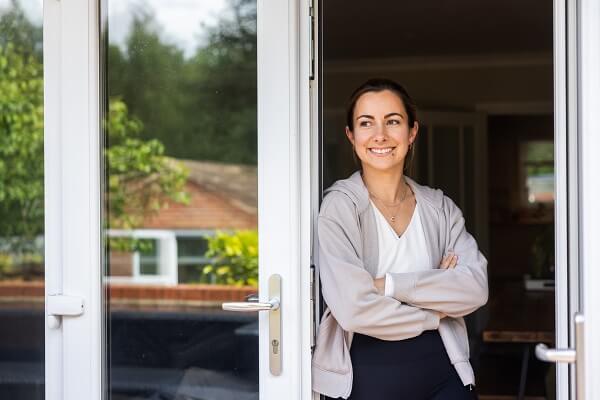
[390,216,396,222]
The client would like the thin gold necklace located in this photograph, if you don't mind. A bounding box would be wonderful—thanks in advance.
[368,179,410,223]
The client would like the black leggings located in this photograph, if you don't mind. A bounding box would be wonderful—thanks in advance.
[328,329,478,400]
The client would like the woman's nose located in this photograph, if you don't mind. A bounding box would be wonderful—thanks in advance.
[373,123,387,140]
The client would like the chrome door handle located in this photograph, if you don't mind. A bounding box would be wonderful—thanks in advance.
[535,312,584,399]
[222,297,280,312]
[535,343,575,363]
[222,274,282,376]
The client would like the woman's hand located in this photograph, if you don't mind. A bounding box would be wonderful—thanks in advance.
[437,252,457,319]
[439,252,458,269]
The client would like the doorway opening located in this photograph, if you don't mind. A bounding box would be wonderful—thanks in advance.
[321,1,556,399]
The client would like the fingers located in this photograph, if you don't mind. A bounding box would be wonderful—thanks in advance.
[439,252,458,269]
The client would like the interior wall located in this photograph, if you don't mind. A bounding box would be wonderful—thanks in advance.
[322,57,553,186]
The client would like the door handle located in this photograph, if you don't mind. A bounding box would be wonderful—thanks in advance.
[222,297,279,312]
[46,294,85,329]
[535,312,584,399]
[222,274,282,376]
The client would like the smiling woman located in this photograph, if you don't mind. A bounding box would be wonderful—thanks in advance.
[312,78,487,399]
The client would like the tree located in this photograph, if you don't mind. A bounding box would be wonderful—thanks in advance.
[0,5,190,259]
[183,0,257,163]
[107,11,189,160]
[0,42,44,251]
[106,0,258,164]
[105,98,190,231]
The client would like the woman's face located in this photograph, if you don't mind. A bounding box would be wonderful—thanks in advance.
[346,89,418,173]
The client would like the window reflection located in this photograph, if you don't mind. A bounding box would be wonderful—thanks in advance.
[0,1,44,399]
[102,1,258,398]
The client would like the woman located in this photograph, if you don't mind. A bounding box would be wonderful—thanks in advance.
[312,78,488,400]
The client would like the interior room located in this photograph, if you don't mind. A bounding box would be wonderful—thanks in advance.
[321,1,556,398]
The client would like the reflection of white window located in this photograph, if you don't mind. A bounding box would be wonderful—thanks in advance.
[107,229,177,285]
[520,141,555,206]
[175,230,213,266]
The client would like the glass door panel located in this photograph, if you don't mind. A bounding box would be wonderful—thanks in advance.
[100,1,259,398]
[0,1,44,399]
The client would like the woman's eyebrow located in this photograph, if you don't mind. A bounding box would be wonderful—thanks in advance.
[355,114,374,120]
[384,112,404,119]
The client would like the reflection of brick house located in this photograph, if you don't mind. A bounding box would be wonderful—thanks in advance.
[109,160,258,284]
[143,160,258,230]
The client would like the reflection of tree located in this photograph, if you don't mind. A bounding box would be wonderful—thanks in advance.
[108,0,257,164]
[105,98,190,231]
[0,2,189,262]
[0,0,41,59]
[0,42,43,251]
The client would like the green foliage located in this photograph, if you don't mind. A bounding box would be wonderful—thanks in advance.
[104,98,190,231]
[202,230,258,286]
[0,41,44,248]
[0,1,42,60]
[0,1,190,257]
[107,0,257,164]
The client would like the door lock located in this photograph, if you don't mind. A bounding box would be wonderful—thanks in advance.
[222,274,282,376]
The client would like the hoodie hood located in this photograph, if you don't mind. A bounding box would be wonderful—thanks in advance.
[324,170,444,214]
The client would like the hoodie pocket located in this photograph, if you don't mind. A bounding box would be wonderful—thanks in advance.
[439,317,470,363]
[312,308,352,375]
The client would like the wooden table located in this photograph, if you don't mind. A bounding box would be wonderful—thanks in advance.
[482,279,555,400]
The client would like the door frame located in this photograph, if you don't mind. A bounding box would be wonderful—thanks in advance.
[554,0,575,398]
[44,0,102,398]
[577,0,600,398]
[43,0,313,399]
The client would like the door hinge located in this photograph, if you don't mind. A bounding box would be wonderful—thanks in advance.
[308,0,315,80]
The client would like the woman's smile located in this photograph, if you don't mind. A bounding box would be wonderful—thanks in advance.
[368,146,396,156]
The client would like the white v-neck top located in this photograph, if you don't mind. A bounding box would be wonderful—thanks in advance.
[370,200,430,297]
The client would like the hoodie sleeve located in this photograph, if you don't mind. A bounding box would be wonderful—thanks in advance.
[318,192,441,340]
[387,195,489,318]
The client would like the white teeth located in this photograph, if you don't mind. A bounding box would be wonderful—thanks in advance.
[370,147,394,154]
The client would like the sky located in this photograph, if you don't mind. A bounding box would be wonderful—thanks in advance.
[0,0,228,57]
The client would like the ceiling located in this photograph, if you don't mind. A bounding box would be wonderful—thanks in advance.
[322,0,553,60]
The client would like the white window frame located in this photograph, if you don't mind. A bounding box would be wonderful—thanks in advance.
[106,229,178,285]
[43,0,313,399]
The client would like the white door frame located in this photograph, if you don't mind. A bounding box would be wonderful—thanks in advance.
[554,0,573,398]
[555,0,600,398]
[43,0,102,399]
[577,0,600,398]
[43,0,313,399]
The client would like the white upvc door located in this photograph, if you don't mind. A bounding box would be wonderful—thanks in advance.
[540,0,599,398]
[43,0,312,399]
[575,0,600,399]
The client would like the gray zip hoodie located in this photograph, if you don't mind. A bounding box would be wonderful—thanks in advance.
[311,171,489,399]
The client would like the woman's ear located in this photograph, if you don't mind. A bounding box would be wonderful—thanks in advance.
[409,121,419,145]
[345,126,355,145]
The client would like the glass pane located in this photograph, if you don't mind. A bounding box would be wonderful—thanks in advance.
[0,1,44,399]
[522,140,554,205]
[100,0,258,398]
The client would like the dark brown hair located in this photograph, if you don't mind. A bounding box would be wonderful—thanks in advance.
[345,78,417,131]
[345,78,418,174]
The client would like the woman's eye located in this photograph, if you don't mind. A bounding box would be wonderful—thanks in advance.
[359,120,372,127]
[387,119,400,126]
